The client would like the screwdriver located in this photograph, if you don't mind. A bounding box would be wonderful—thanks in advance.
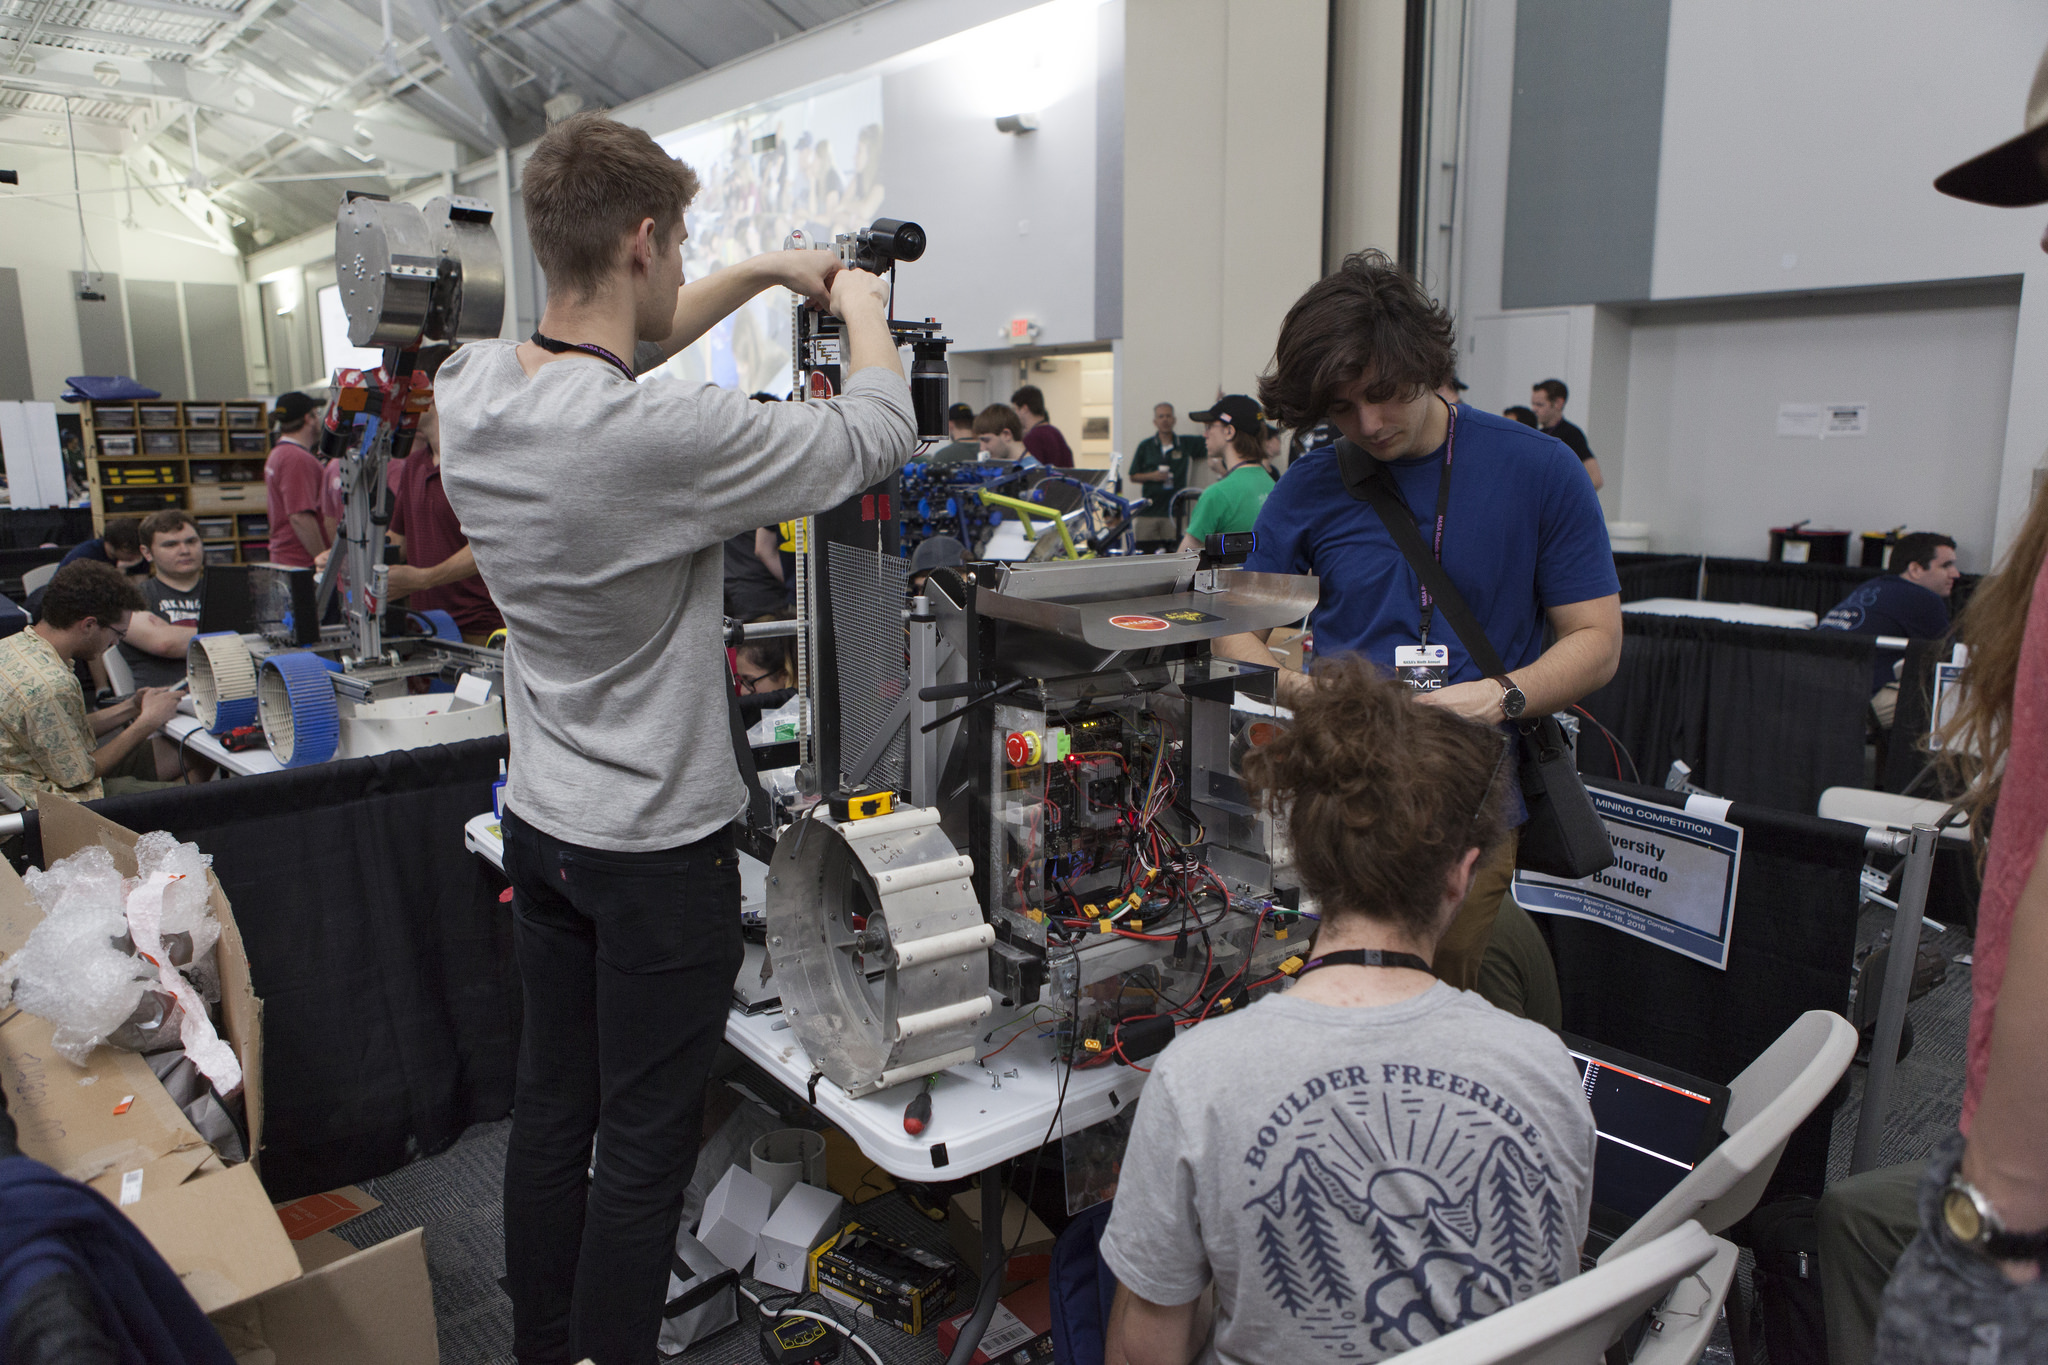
[903,1075,937,1135]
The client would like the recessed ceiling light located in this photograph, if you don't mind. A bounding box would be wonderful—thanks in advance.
[93,62,121,87]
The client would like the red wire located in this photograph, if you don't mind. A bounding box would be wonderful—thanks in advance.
[1572,704,1626,781]
[1193,908,1269,1026]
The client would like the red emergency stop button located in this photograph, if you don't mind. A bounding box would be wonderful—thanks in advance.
[1004,730,1042,767]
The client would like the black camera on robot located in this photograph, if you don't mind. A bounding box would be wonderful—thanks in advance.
[840,217,926,277]
[795,217,952,440]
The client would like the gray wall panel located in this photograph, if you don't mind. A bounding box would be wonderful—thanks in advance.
[72,272,131,378]
[1502,0,1670,308]
[183,283,249,398]
[0,270,31,400]
[126,279,188,400]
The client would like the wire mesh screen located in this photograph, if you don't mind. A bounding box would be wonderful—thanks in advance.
[826,540,908,791]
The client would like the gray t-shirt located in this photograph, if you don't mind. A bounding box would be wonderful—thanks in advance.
[1100,983,1596,1364]
[436,342,916,851]
[119,575,202,690]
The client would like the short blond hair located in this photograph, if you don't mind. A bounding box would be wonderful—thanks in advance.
[521,112,701,299]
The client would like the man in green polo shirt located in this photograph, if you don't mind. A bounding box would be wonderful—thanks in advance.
[1179,394,1276,551]
[1129,402,1205,550]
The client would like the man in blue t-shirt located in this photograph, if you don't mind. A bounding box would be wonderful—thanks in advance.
[1215,249,1622,995]
[1816,532,1959,725]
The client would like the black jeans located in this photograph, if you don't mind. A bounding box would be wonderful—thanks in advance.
[499,808,744,1365]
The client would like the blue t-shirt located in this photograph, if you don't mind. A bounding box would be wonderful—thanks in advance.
[1246,406,1619,685]
[1817,575,1951,693]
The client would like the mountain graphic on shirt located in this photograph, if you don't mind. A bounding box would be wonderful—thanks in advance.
[1241,1088,1573,1355]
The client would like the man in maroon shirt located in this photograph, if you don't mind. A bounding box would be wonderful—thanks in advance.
[388,358,501,643]
[265,392,329,567]
[1010,384,1073,467]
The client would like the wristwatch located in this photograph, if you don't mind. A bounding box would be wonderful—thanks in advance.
[1493,677,1528,720]
[1942,1171,2048,1262]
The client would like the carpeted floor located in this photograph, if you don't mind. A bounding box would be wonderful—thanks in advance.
[331,900,1976,1365]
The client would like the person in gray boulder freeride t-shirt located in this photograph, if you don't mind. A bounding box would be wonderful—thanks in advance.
[1101,661,1595,1364]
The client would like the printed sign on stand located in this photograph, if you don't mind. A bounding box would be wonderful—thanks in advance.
[1513,790,1743,970]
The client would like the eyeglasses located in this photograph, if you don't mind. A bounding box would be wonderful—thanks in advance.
[734,669,779,693]
[106,621,128,640]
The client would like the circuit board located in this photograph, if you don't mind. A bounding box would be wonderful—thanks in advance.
[984,694,1301,1068]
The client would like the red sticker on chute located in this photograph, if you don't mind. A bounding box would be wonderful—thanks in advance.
[806,371,835,399]
[1108,615,1170,632]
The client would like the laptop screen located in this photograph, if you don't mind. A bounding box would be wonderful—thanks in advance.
[1563,1034,1730,1235]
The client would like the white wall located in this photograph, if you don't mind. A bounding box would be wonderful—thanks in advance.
[0,144,245,401]
[1120,0,1327,461]
[1618,287,2019,569]
[871,1,1106,353]
[1452,0,2048,556]
[1650,0,2048,302]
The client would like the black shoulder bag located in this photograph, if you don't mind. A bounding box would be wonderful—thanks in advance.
[1335,439,1615,879]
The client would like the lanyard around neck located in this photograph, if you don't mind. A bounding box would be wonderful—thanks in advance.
[1299,948,1435,977]
[1377,399,1457,646]
[531,330,636,383]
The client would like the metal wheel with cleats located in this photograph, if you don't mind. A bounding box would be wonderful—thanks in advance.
[766,806,991,1098]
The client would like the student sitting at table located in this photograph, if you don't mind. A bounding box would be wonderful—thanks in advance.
[115,510,205,690]
[0,562,192,806]
[1100,661,1596,1363]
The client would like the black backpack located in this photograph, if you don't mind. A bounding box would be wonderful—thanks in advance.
[1747,1198,1827,1365]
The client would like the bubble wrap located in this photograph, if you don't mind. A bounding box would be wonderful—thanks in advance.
[1,837,230,1073]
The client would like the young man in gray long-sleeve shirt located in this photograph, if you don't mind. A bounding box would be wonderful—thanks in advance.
[435,113,915,1365]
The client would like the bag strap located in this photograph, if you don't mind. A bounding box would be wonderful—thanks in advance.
[1335,438,1511,681]
[663,1262,739,1319]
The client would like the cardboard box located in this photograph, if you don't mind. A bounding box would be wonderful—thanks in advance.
[938,1279,1054,1365]
[948,1183,1055,1293]
[755,1182,844,1292]
[0,798,439,1362]
[0,797,287,1312]
[697,1163,773,1271]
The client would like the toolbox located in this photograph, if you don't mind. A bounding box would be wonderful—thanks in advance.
[810,1224,959,1336]
[100,463,180,487]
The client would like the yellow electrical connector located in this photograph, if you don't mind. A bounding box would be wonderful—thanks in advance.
[1082,904,1100,919]
[1082,1037,1103,1052]
[1097,918,1112,933]
[1128,920,1143,931]
[1026,910,1045,923]
[1274,928,1289,940]
[1278,955,1306,976]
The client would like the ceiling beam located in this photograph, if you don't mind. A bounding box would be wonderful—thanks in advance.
[405,0,513,146]
[191,0,287,66]
[92,0,241,21]
[593,0,711,74]
[0,15,205,59]
[0,49,463,174]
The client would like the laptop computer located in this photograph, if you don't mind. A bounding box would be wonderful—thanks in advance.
[1563,1033,1732,1259]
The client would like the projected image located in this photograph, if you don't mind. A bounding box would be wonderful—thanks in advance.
[648,75,884,397]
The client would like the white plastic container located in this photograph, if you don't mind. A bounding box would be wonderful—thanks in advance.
[1607,521,1652,553]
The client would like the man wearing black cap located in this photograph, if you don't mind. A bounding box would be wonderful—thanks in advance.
[264,392,329,568]
[1178,395,1276,552]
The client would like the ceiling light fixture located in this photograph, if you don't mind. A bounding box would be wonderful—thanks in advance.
[994,113,1039,135]
[92,61,121,87]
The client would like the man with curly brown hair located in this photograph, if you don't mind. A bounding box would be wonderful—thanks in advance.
[1212,250,1622,996]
